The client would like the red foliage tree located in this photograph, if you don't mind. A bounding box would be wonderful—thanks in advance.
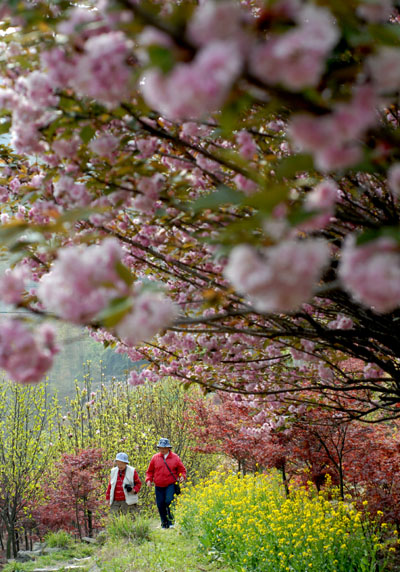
[188,390,400,521]
[343,424,400,530]
[32,448,106,539]
[186,392,292,493]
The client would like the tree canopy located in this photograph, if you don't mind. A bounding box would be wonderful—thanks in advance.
[0,0,399,420]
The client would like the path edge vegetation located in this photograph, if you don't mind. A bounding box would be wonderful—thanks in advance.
[1,517,235,572]
[3,471,400,572]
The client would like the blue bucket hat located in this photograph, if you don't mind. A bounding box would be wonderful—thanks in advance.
[115,452,129,463]
[157,438,172,448]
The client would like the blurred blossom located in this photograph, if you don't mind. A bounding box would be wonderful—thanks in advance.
[339,236,400,313]
[224,239,330,312]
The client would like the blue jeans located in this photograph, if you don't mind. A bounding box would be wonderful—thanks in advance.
[155,484,175,528]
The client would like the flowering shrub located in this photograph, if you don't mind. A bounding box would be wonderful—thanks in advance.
[177,472,398,572]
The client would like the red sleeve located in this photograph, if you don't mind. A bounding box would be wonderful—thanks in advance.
[176,457,187,479]
[134,469,142,493]
[105,481,111,500]
[145,456,155,483]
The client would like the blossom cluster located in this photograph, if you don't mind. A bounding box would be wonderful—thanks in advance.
[0,320,58,384]
[224,239,330,312]
[0,239,177,383]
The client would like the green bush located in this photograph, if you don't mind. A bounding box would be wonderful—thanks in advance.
[106,513,151,544]
[131,515,152,544]
[44,529,74,548]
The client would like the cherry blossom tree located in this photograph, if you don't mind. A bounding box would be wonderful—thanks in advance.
[0,1,399,419]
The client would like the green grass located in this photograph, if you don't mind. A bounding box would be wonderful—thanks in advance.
[44,529,75,548]
[97,520,235,572]
[2,544,95,572]
[2,520,233,572]
[106,513,151,544]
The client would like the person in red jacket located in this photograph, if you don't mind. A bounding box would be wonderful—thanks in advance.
[106,452,142,515]
[145,438,186,529]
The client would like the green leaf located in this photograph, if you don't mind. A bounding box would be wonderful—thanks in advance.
[208,214,263,247]
[0,121,11,135]
[356,226,400,246]
[191,185,244,213]
[80,125,96,144]
[244,184,290,214]
[8,232,46,252]
[275,153,315,179]
[147,45,175,74]
[287,207,319,226]
[219,93,254,133]
[368,23,400,47]
[57,207,99,224]
[115,261,134,287]
[94,297,133,328]
[0,223,29,246]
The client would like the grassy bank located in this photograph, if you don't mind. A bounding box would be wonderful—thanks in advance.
[97,521,234,572]
[2,518,234,572]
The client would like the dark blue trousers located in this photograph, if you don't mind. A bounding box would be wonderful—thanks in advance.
[155,483,175,528]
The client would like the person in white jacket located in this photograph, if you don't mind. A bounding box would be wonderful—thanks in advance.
[106,452,142,515]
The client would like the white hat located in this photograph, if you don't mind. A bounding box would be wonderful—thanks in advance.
[115,452,129,463]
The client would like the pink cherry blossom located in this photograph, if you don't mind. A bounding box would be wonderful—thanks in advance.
[318,362,334,381]
[289,85,378,172]
[10,105,49,155]
[115,291,179,346]
[57,5,98,37]
[133,174,165,213]
[233,174,258,195]
[250,4,339,90]
[71,31,134,106]
[180,122,211,141]
[136,173,165,197]
[21,71,59,108]
[327,314,354,330]
[9,177,21,193]
[289,114,335,153]
[314,145,362,173]
[305,179,339,211]
[0,87,17,110]
[41,47,77,87]
[89,133,120,157]
[187,0,244,46]
[387,163,400,197]
[53,175,91,207]
[140,41,242,119]
[37,238,127,323]
[363,362,384,379]
[52,136,81,160]
[339,235,400,313]
[357,0,394,23]
[136,26,174,65]
[224,239,330,312]
[0,186,9,203]
[135,137,159,158]
[0,266,29,304]
[236,130,258,160]
[128,369,147,386]
[0,320,58,384]
[368,47,400,93]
